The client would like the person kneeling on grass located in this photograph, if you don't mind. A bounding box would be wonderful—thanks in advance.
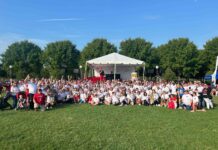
[33,89,46,111]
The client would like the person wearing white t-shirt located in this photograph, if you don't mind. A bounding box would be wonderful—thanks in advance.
[10,82,20,109]
[135,91,142,105]
[127,91,135,105]
[104,93,112,105]
[91,93,100,106]
[191,92,199,112]
[80,91,87,103]
[153,92,160,106]
[171,84,177,95]
[181,91,192,110]
[111,92,119,105]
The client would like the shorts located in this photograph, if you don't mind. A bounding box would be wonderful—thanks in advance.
[34,103,45,110]
[47,96,54,104]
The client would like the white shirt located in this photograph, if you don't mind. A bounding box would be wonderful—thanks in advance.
[80,93,87,101]
[197,86,204,93]
[182,94,192,105]
[192,96,199,103]
[10,86,20,96]
[112,95,119,103]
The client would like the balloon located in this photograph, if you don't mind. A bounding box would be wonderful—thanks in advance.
[28,83,37,94]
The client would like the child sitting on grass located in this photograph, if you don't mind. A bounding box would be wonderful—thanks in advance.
[16,94,26,110]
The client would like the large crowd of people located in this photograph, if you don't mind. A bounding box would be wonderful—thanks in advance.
[0,77,216,112]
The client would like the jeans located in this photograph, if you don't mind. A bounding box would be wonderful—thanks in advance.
[11,95,17,109]
[28,94,34,109]
[2,91,12,109]
[198,93,206,109]
[182,104,192,110]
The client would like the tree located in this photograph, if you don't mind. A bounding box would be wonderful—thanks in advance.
[42,40,80,78]
[163,67,177,81]
[119,38,153,63]
[202,37,218,73]
[157,38,199,79]
[80,38,117,66]
[1,41,42,79]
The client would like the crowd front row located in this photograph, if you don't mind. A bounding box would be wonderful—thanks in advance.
[0,79,215,112]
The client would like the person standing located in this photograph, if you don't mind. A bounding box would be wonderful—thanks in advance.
[10,82,20,109]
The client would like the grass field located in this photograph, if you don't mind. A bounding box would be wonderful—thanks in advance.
[0,97,218,150]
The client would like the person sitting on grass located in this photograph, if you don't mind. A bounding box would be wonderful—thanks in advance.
[33,89,46,111]
[16,94,26,110]
[79,90,87,104]
[136,91,142,105]
[91,93,100,106]
[168,94,177,109]
[73,91,80,103]
[141,92,149,106]
[46,88,55,109]
[104,92,112,105]
[119,89,127,106]
[160,92,169,107]
[181,90,192,111]
[191,92,199,112]
[153,91,160,106]
[127,90,135,105]
[111,92,119,105]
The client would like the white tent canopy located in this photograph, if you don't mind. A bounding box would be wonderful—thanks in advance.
[86,52,144,65]
[85,53,145,80]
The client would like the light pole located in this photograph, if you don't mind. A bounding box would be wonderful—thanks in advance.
[9,65,13,78]
[79,65,83,79]
[156,65,159,82]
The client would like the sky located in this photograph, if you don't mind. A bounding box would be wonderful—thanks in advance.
[0,0,218,54]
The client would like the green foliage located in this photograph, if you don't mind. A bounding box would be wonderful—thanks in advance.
[119,38,153,63]
[1,37,218,80]
[0,64,7,77]
[203,37,218,72]
[42,40,80,79]
[80,38,117,66]
[157,38,199,79]
[163,67,177,81]
[1,41,42,79]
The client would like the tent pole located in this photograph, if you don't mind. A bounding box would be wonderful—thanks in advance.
[84,62,87,79]
[114,64,116,80]
[143,64,145,81]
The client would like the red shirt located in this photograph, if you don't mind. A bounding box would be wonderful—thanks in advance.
[170,96,177,102]
[33,93,46,105]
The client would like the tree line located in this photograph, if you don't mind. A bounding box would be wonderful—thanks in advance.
[0,37,218,80]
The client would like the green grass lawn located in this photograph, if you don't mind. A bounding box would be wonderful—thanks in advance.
[0,97,218,150]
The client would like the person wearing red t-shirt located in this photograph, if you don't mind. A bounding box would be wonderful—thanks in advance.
[33,89,46,111]
[168,94,177,109]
